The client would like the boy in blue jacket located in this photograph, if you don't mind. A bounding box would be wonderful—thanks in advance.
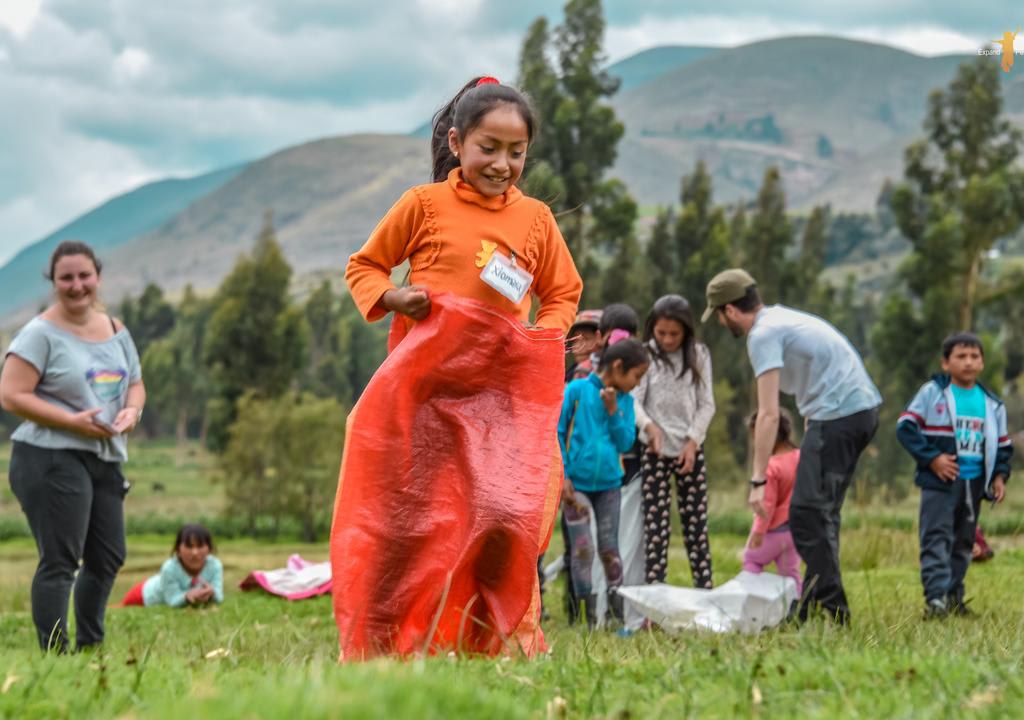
[897,332,1013,619]
[558,336,649,627]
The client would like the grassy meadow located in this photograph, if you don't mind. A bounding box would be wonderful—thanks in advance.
[1,441,1023,719]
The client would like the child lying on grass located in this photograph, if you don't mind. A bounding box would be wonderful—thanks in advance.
[121,523,223,607]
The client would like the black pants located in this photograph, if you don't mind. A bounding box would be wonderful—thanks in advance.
[919,476,985,604]
[790,408,878,623]
[8,442,128,651]
[640,449,712,588]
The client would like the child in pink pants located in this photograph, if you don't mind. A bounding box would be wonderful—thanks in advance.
[743,411,803,595]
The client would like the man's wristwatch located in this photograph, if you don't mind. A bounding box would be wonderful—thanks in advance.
[749,477,767,488]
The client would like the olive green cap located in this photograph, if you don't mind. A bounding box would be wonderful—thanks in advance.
[701,269,757,322]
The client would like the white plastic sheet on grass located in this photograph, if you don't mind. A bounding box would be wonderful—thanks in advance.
[617,572,798,634]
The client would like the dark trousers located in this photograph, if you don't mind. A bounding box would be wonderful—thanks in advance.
[8,442,128,651]
[640,448,712,588]
[563,487,623,599]
[920,476,985,604]
[790,408,878,623]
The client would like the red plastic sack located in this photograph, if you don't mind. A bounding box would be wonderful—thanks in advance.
[330,293,566,660]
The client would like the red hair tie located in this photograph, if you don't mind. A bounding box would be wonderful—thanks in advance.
[476,76,500,87]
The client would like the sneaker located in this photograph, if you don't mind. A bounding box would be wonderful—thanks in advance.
[924,597,948,620]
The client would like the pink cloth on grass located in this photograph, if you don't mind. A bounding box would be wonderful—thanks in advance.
[239,554,332,600]
[743,529,802,596]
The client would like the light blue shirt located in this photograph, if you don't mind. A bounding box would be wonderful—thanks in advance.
[142,555,224,607]
[746,305,881,421]
[951,383,985,480]
[6,316,142,463]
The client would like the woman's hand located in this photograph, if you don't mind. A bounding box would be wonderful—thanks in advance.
[383,286,431,320]
[645,422,663,456]
[677,439,698,476]
[67,408,115,439]
[111,406,142,434]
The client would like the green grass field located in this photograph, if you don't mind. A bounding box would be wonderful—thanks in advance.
[1,442,1022,718]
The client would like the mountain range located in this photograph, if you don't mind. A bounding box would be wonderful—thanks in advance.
[3,35,1022,325]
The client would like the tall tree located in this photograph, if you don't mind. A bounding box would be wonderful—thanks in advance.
[203,212,308,450]
[741,167,791,304]
[141,285,210,454]
[517,0,626,259]
[892,57,1024,329]
[553,0,625,257]
[517,17,563,202]
[645,208,674,300]
[301,280,353,406]
[120,283,175,359]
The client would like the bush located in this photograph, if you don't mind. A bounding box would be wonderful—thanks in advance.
[220,391,345,541]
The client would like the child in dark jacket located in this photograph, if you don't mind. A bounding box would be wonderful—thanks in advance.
[558,337,649,627]
[897,332,1013,619]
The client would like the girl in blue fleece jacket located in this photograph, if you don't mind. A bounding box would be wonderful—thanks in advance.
[558,336,649,626]
[121,524,224,608]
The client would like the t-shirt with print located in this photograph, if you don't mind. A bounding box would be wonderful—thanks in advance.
[746,305,881,421]
[5,316,142,463]
[951,383,985,480]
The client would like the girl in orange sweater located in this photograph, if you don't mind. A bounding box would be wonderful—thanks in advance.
[333,77,582,660]
[345,77,581,336]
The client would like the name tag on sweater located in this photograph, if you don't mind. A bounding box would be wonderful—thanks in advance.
[480,251,533,304]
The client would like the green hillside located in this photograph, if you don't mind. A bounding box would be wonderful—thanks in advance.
[606,44,719,90]
[610,36,1023,209]
[89,134,428,310]
[0,165,243,317]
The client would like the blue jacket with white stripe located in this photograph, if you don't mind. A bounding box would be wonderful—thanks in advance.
[896,373,1013,495]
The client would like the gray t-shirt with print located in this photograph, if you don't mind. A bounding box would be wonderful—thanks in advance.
[5,316,142,463]
[746,305,881,422]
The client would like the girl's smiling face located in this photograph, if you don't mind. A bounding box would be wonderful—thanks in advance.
[448,103,529,197]
[178,539,210,576]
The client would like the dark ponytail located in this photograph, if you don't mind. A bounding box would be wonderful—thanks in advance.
[430,77,537,182]
[597,337,649,373]
[643,294,703,385]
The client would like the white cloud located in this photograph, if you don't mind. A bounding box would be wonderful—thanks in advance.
[846,26,985,56]
[113,46,151,85]
[604,14,992,63]
[0,0,42,38]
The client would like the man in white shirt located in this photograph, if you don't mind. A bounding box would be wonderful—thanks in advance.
[703,269,881,624]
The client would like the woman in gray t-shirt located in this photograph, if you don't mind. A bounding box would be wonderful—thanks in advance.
[0,241,145,652]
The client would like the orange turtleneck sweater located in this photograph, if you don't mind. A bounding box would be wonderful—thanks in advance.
[345,169,583,334]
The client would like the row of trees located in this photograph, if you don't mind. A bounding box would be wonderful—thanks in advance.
[114,214,387,539]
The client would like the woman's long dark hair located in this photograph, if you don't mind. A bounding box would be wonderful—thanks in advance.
[430,78,537,183]
[643,294,703,385]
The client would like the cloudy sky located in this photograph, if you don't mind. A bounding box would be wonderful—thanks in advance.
[1,0,1021,264]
